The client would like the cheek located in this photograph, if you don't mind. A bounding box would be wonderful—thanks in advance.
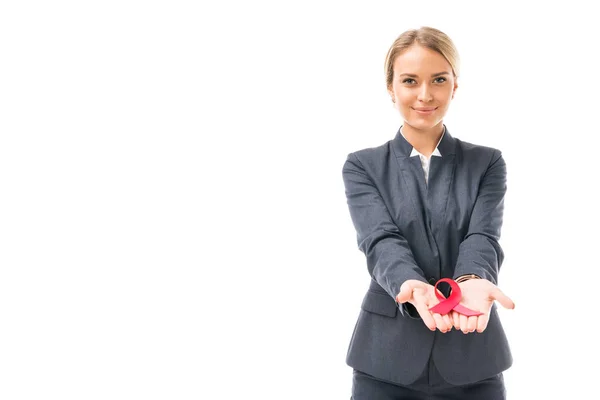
[439,88,455,102]
[397,91,414,106]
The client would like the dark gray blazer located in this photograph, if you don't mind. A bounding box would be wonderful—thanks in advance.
[342,126,512,386]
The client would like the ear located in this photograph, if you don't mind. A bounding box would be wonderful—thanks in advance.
[451,79,458,99]
[387,86,395,102]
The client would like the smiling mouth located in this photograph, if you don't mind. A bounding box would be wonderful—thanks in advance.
[413,107,437,112]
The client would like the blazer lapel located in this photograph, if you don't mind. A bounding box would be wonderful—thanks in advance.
[391,126,457,238]
[426,129,457,237]
[427,154,456,237]
[399,156,430,227]
[391,128,429,228]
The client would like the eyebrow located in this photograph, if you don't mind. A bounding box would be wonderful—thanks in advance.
[399,72,450,78]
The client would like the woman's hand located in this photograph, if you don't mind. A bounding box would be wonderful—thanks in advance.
[396,280,453,333]
[450,279,515,334]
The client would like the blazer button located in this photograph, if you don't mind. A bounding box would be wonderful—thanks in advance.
[428,277,437,285]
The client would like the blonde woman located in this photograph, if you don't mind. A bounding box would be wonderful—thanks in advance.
[342,27,515,399]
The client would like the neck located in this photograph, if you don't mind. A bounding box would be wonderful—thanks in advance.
[401,122,444,157]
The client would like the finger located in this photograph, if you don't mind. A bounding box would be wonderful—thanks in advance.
[490,287,515,310]
[467,316,477,333]
[432,313,449,333]
[460,313,469,334]
[395,283,413,304]
[442,313,452,331]
[452,311,461,330]
[476,313,490,333]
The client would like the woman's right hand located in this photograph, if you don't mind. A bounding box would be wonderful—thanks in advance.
[396,279,453,333]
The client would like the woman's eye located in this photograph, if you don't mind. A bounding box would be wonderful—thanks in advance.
[402,78,416,84]
[434,77,447,83]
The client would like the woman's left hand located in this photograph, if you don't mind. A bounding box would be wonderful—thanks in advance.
[450,279,515,334]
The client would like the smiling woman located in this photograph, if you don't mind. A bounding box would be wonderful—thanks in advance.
[385,28,459,157]
[342,26,515,399]
[389,46,455,135]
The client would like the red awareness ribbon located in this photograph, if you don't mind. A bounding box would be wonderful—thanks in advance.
[428,278,483,316]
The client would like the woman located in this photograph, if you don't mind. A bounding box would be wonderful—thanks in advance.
[342,26,515,399]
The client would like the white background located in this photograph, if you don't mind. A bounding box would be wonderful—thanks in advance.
[1,1,598,399]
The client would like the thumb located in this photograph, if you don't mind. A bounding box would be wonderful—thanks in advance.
[396,280,428,303]
[490,287,515,310]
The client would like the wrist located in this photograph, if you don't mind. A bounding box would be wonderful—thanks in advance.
[455,274,481,283]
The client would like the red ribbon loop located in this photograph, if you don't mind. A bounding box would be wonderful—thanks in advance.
[428,278,483,316]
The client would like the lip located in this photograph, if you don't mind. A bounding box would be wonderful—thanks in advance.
[413,107,437,115]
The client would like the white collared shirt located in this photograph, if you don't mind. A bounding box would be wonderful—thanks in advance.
[400,126,444,185]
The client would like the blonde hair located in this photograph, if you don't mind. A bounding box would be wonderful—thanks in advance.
[384,26,460,90]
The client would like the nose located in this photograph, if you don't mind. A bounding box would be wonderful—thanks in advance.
[417,83,433,103]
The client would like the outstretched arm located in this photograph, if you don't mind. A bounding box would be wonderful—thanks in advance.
[451,150,515,333]
[343,153,452,331]
[343,153,426,300]
[453,149,507,284]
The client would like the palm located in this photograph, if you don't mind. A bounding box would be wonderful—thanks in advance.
[449,278,515,333]
[397,278,514,333]
[396,280,453,332]
[410,286,441,308]
[456,279,496,313]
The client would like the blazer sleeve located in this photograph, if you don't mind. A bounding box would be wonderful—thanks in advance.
[453,149,506,285]
[342,152,428,316]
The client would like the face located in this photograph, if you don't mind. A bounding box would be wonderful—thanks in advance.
[388,44,457,134]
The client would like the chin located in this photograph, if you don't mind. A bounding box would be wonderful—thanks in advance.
[405,121,441,131]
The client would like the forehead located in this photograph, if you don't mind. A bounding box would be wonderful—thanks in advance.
[393,44,452,75]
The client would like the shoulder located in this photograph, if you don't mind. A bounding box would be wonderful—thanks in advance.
[344,140,393,169]
[456,138,503,166]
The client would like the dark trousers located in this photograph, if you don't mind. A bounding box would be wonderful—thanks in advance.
[352,358,506,400]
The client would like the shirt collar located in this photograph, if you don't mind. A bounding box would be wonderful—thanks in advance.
[400,126,445,158]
